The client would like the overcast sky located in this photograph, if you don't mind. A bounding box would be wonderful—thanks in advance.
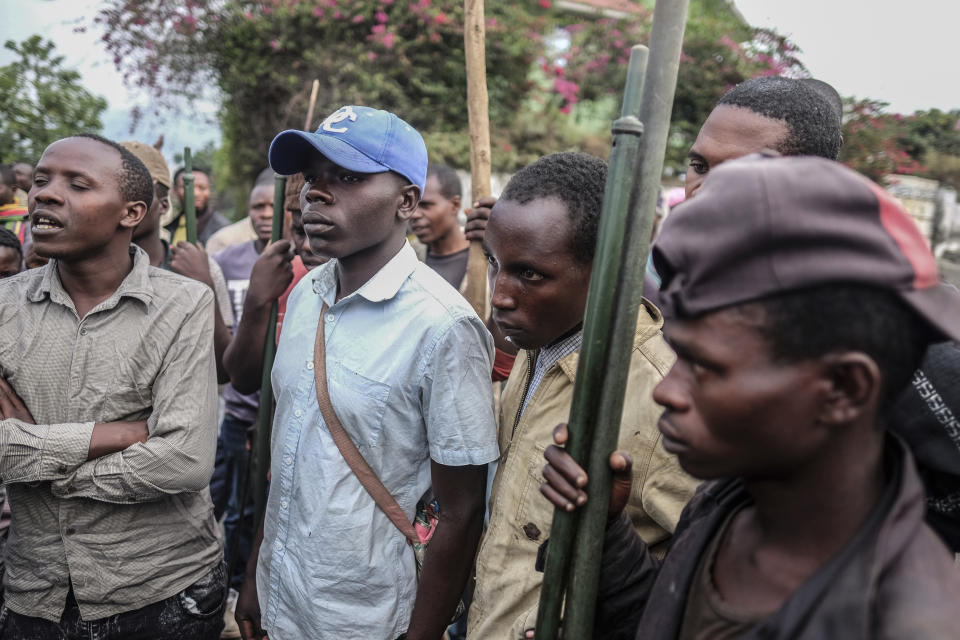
[734,0,960,114]
[1,0,958,160]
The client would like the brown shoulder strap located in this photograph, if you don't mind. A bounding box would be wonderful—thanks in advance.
[313,303,419,545]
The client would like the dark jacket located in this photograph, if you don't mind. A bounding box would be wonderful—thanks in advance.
[890,340,960,550]
[594,437,960,639]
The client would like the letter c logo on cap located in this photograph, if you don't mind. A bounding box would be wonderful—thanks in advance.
[321,106,359,134]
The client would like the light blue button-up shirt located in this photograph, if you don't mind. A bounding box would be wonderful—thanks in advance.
[258,242,499,639]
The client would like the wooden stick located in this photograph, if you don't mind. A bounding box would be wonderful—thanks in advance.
[304,79,320,131]
[462,0,491,319]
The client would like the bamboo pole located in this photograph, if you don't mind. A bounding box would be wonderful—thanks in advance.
[252,174,287,526]
[182,147,197,244]
[304,79,320,131]
[535,1,690,636]
[462,0,491,318]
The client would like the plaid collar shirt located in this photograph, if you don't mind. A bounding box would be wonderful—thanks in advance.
[519,329,584,417]
[0,246,222,622]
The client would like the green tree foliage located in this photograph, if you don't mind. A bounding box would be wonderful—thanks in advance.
[0,36,107,164]
[96,0,805,194]
[839,99,960,189]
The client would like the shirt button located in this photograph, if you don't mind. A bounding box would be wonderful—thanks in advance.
[283,455,293,465]
[58,465,68,474]
[281,500,289,509]
[306,362,314,370]
[274,541,283,551]
[294,410,303,418]
[79,328,87,336]
[326,313,335,323]
[65,527,76,536]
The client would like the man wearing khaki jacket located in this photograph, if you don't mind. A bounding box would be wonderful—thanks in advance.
[466,152,698,639]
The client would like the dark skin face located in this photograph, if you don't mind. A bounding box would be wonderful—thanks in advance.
[13,163,33,192]
[174,170,211,212]
[653,307,838,480]
[289,208,327,269]
[483,197,591,350]
[248,184,274,246]
[132,182,170,241]
[29,137,146,262]
[0,179,12,206]
[685,104,790,199]
[0,247,21,278]
[299,155,417,263]
[410,174,462,247]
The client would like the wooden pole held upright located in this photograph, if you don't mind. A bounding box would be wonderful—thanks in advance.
[304,79,320,131]
[463,0,491,319]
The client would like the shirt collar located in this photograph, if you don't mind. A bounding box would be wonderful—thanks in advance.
[311,241,418,306]
[29,244,155,307]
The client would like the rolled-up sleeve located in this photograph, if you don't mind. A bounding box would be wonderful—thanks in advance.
[50,290,219,503]
[419,314,499,467]
[0,419,94,483]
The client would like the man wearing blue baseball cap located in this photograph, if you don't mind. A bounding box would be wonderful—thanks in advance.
[234,106,499,640]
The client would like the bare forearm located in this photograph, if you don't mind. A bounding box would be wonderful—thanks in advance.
[224,296,273,394]
[88,421,149,460]
[406,502,484,639]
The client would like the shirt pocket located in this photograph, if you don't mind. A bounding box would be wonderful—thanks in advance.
[327,362,391,450]
[99,360,153,422]
[514,444,551,544]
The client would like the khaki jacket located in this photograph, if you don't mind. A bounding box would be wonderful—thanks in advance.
[467,301,699,639]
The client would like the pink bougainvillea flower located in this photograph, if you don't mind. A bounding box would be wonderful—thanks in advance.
[372,23,386,34]
[376,10,388,22]
[368,51,378,60]
[383,32,396,48]
[313,6,324,17]
[352,14,365,22]
[434,12,448,24]
[269,39,280,50]
[539,0,551,7]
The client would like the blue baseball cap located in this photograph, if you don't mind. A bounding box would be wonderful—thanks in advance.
[268,105,428,194]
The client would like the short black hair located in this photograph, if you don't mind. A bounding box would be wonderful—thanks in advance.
[155,182,169,202]
[427,164,462,200]
[71,133,154,209]
[0,227,22,257]
[173,164,212,186]
[0,165,14,188]
[747,284,929,411]
[718,77,842,161]
[500,152,607,264]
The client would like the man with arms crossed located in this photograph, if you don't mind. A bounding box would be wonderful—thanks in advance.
[0,134,223,638]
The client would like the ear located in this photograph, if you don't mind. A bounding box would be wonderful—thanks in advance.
[450,194,462,212]
[816,352,882,427]
[119,200,149,231]
[396,184,421,222]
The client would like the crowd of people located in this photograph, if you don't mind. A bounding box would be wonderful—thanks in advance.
[0,73,958,640]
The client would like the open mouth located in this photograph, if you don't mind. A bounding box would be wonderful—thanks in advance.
[32,214,63,231]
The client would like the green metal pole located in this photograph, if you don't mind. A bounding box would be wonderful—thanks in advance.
[252,174,287,526]
[562,1,690,636]
[534,44,649,640]
[182,147,198,244]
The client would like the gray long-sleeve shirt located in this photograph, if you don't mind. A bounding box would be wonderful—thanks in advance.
[0,245,222,622]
